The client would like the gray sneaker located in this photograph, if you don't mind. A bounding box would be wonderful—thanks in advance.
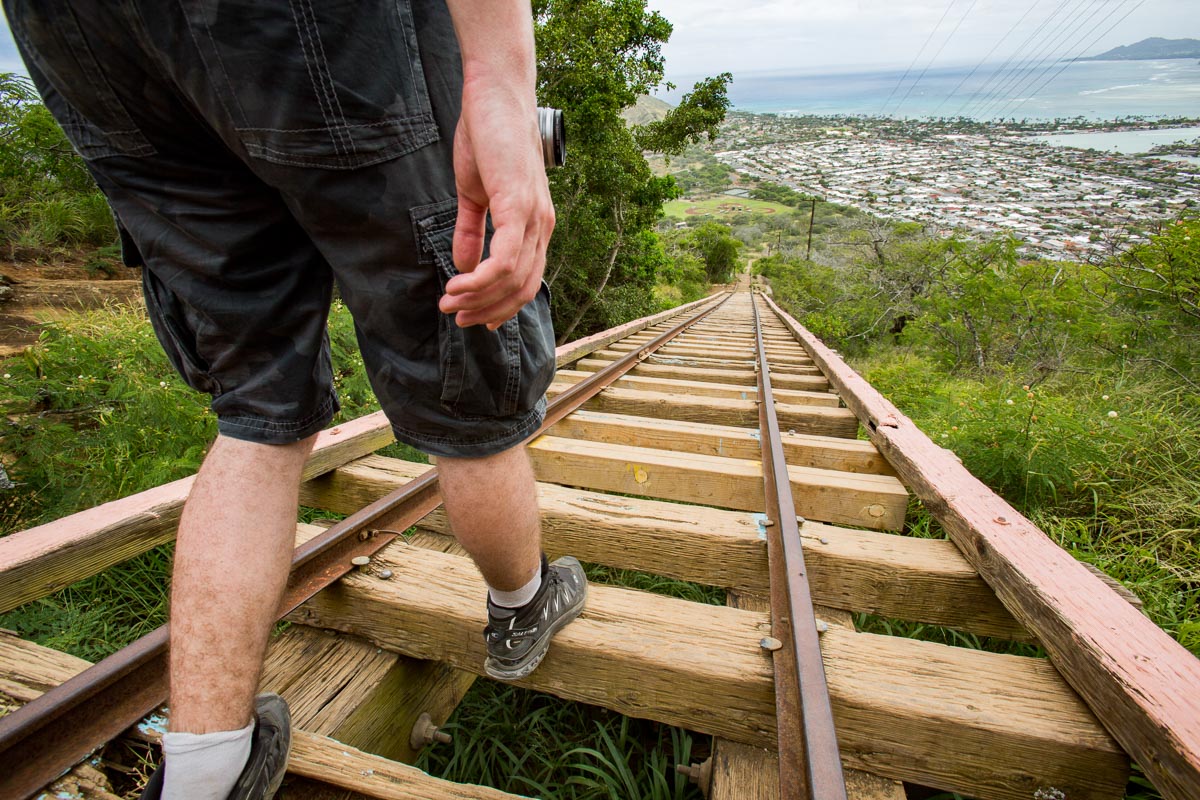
[484,554,588,681]
[140,693,291,800]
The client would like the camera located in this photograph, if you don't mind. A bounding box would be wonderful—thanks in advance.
[537,107,566,169]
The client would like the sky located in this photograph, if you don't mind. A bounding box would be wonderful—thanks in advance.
[644,0,1200,82]
[1,1,1197,85]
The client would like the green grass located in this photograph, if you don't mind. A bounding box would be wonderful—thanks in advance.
[662,196,784,220]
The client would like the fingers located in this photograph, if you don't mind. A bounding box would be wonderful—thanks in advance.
[452,199,487,276]
[440,220,544,329]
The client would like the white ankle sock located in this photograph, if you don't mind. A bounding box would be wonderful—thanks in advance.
[488,567,542,609]
[162,721,254,800]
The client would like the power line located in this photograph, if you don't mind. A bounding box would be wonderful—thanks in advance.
[963,0,1093,117]
[879,0,959,115]
[952,0,1075,117]
[929,0,1043,117]
[892,0,983,117]
[995,0,1147,119]
[976,0,1112,119]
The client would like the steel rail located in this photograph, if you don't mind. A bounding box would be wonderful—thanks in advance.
[751,291,848,800]
[0,293,730,800]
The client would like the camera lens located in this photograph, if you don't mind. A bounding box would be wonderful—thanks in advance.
[537,107,566,169]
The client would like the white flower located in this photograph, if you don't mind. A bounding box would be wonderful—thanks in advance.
[1107,410,1118,418]
[1121,344,1127,349]
[1102,394,1109,400]
[1006,399,1014,405]
[159,381,167,388]
[77,375,85,380]
[2,373,9,379]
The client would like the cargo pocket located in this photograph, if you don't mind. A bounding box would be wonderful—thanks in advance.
[183,0,438,169]
[142,269,221,397]
[412,199,556,420]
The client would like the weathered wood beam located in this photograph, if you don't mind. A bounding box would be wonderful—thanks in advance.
[299,455,1026,639]
[526,436,907,531]
[288,730,531,800]
[0,412,396,614]
[263,531,477,765]
[553,368,840,407]
[299,455,770,595]
[609,339,815,367]
[765,294,1200,800]
[545,383,859,437]
[547,410,894,475]
[573,358,831,391]
[292,542,1128,800]
[708,594,907,800]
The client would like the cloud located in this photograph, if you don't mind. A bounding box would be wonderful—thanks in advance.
[648,0,1199,79]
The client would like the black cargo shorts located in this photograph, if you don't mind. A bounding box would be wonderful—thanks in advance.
[5,0,556,458]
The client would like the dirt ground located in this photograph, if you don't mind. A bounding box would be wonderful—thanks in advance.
[0,255,142,357]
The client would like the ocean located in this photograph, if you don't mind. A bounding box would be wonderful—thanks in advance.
[659,59,1200,121]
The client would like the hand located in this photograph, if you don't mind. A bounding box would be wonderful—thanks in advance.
[437,81,555,330]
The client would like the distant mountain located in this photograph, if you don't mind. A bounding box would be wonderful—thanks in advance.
[621,95,673,126]
[1080,37,1200,61]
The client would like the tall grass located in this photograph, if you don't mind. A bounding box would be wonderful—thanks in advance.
[858,351,1200,656]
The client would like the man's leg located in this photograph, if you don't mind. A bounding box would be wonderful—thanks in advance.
[161,434,314,799]
[437,445,541,592]
[438,444,587,681]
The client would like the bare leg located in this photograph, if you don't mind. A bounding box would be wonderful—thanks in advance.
[437,445,541,591]
[168,433,316,734]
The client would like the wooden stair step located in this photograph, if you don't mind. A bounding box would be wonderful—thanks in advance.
[574,357,830,391]
[526,436,908,531]
[553,368,840,407]
[300,455,1025,639]
[548,409,892,474]
[546,383,859,437]
[262,531,477,765]
[293,542,1128,800]
[708,594,907,800]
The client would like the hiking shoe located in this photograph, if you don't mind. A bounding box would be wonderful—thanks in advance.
[484,554,588,681]
[139,693,292,800]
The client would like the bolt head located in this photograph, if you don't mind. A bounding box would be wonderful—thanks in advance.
[350,555,371,567]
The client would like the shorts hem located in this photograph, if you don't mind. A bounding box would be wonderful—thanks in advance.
[215,392,341,445]
[390,399,546,459]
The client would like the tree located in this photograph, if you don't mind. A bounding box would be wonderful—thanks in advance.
[684,221,742,283]
[534,0,730,342]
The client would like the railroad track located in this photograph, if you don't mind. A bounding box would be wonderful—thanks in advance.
[1,288,1198,800]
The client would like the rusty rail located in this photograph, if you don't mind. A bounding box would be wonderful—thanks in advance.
[752,291,847,800]
[0,293,729,800]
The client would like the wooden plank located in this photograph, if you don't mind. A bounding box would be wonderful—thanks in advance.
[299,455,771,595]
[292,542,1128,800]
[0,632,131,798]
[0,412,396,614]
[525,436,907,531]
[545,383,860,437]
[800,520,1028,641]
[300,456,1026,639]
[262,621,475,764]
[554,293,724,367]
[609,339,816,367]
[708,594,907,800]
[764,294,1199,800]
[553,368,840,407]
[574,358,831,391]
[547,410,894,475]
[288,730,531,800]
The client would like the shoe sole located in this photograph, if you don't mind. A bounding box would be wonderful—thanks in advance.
[484,573,588,681]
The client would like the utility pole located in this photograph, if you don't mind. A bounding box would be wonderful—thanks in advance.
[806,198,818,261]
